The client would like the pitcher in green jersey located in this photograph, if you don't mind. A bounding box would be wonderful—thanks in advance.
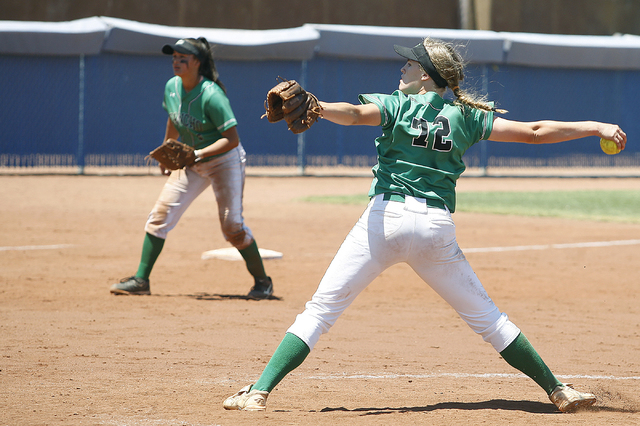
[223,38,626,412]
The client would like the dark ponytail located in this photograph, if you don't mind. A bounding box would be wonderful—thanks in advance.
[192,37,227,94]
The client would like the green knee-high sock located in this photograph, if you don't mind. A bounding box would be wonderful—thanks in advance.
[238,239,267,279]
[252,333,310,393]
[135,233,165,280]
[500,332,562,395]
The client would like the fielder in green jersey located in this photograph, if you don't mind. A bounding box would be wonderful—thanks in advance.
[163,75,237,151]
[223,38,626,412]
[110,37,273,299]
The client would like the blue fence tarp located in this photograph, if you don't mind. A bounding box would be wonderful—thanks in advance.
[1,18,639,171]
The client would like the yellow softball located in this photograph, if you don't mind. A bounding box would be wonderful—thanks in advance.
[600,138,621,155]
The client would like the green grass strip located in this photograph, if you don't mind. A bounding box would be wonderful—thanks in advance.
[301,190,640,223]
[456,190,640,223]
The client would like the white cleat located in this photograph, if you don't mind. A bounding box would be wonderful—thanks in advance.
[223,384,269,411]
[549,383,596,412]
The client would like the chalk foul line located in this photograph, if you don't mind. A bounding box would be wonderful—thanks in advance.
[5,240,637,255]
[305,372,640,381]
[0,244,74,252]
[464,239,640,254]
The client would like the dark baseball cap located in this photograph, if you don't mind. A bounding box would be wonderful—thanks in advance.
[162,38,201,57]
[394,43,448,88]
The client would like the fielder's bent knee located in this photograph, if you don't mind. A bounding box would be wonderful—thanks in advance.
[145,204,170,239]
[224,226,253,249]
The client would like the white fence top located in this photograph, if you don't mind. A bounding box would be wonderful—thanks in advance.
[2,16,640,69]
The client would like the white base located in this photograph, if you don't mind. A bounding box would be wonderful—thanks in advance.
[201,247,283,261]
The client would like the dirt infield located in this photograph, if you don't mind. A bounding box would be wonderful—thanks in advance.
[2,174,639,425]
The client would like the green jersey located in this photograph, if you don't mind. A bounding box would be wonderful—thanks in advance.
[359,90,494,212]
[163,76,238,152]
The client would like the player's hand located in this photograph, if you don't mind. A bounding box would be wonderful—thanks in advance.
[599,124,627,150]
[159,165,172,176]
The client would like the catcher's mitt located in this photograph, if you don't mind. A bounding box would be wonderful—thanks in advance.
[262,79,322,134]
[147,138,197,171]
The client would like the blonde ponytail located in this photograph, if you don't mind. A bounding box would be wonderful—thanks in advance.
[424,38,507,114]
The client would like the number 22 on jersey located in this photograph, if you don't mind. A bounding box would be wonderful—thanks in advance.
[411,116,452,152]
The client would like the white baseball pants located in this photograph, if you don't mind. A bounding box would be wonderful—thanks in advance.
[287,193,521,353]
[144,143,254,249]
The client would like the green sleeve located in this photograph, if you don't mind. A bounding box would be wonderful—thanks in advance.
[358,93,398,129]
[205,85,238,133]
